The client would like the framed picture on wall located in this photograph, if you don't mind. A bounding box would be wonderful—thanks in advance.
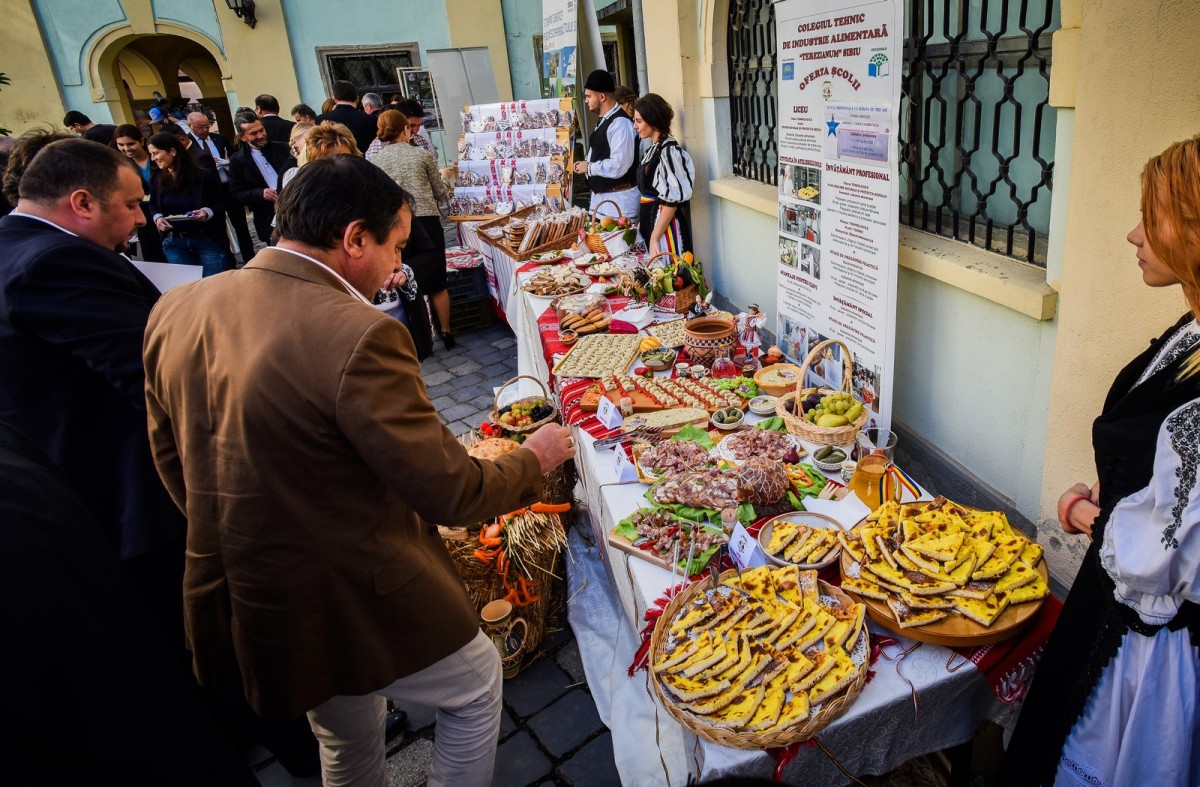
[398,66,443,131]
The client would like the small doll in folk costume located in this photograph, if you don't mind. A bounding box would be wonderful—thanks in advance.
[736,304,767,356]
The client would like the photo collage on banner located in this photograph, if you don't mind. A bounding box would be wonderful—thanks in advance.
[775,0,901,429]
[542,0,578,98]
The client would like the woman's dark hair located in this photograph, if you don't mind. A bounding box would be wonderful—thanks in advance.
[397,99,426,121]
[276,155,412,249]
[291,103,317,121]
[111,124,144,146]
[146,132,198,193]
[634,93,674,138]
[3,129,75,205]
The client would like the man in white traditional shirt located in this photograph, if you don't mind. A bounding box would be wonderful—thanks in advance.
[572,69,639,220]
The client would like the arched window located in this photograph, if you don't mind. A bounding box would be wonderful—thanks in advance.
[727,0,778,187]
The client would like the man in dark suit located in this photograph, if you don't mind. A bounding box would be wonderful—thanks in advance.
[228,114,295,247]
[255,94,296,146]
[315,79,377,153]
[0,139,185,565]
[189,111,255,264]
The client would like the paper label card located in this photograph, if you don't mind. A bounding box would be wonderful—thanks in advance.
[613,446,639,482]
[596,396,623,430]
[729,522,769,570]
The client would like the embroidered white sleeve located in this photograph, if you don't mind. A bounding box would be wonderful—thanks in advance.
[652,145,696,204]
[1100,399,1200,625]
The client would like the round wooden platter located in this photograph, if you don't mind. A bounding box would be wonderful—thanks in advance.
[838,519,1049,648]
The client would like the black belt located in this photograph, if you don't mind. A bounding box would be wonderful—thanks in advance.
[590,182,634,194]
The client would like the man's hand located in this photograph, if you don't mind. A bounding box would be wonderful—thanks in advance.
[572,161,589,175]
[521,424,577,474]
[264,188,278,202]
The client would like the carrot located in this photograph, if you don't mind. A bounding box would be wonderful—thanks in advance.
[530,502,571,514]
[496,550,508,577]
[473,548,496,562]
[478,534,502,547]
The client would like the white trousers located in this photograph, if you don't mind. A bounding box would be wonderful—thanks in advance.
[306,629,502,787]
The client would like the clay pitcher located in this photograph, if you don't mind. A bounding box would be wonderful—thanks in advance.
[481,599,529,679]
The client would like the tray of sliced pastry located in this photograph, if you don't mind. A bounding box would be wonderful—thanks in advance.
[649,565,869,748]
[837,496,1050,647]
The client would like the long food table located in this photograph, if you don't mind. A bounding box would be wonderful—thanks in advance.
[501,262,1048,785]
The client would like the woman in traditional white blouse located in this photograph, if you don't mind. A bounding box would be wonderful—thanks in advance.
[632,93,696,256]
[1001,137,1200,787]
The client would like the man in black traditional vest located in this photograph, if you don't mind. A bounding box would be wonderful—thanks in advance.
[572,69,639,220]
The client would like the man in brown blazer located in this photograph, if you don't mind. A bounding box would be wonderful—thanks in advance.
[144,155,575,787]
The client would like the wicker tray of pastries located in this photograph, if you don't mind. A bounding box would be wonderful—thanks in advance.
[551,334,644,379]
[650,566,869,748]
[838,497,1050,647]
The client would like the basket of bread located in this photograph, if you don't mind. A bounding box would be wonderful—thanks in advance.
[838,497,1050,647]
[649,565,869,748]
[775,339,869,446]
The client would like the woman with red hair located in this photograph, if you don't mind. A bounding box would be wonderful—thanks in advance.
[1002,137,1200,786]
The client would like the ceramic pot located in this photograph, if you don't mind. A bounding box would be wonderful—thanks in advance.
[684,316,737,368]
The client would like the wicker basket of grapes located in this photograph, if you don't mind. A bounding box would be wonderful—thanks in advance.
[488,376,560,434]
[775,340,869,446]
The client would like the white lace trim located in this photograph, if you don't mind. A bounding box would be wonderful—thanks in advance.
[1134,320,1200,387]
[1059,751,1111,787]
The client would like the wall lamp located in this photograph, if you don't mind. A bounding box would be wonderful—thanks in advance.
[225,0,257,29]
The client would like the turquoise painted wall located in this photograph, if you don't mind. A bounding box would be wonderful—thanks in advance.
[154,0,225,54]
[281,1,453,106]
[34,0,126,121]
[502,0,546,100]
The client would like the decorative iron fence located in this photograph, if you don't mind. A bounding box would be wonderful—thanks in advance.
[900,0,1059,265]
[728,0,778,187]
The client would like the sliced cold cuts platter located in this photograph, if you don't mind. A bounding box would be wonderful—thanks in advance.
[580,373,748,415]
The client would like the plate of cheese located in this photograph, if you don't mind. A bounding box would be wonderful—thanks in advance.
[837,496,1050,647]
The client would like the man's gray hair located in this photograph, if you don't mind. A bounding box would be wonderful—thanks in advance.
[362,93,384,110]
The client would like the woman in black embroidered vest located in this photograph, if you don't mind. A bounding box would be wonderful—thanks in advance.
[633,94,696,256]
[1001,138,1200,786]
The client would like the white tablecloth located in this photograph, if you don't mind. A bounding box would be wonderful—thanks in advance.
[504,282,1013,785]
[457,221,522,317]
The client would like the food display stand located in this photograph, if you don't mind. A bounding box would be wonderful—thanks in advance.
[476,262,1059,784]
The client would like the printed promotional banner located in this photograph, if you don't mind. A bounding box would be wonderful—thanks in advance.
[542,0,578,98]
[774,0,901,429]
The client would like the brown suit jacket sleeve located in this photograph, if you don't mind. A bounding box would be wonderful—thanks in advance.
[335,315,542,524]
[145,374,186,515]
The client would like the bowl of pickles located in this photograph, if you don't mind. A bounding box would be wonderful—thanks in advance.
[640,347,677,370]
[811,444,848,472]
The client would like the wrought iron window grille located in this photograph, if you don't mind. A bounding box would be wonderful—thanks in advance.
[728,0,778,187]
[900,1,1058,266]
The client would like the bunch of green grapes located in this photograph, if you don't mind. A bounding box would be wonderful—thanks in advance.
[805,392,859,424]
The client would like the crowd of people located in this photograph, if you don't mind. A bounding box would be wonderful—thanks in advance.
[0,97,575,784]
[0,83,462,353]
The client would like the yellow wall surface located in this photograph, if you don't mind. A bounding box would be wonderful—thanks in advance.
[213,0,301,113]
[2,0,67,133]
[1039,0,1200,574]
[445,0,515,102]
